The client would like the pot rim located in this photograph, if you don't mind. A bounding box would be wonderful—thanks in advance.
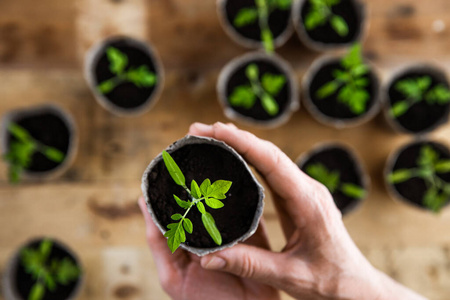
[217,50,300,128]
[292,0,369,52]
[0,103,78,181]
[301,54,381,129]
[84,35,165,117]
[141,135,265,256]
[216,0,295,50]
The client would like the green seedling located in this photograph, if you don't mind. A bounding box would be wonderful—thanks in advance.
[389,76,450,118]
[3,123,65,183]
[21,239,80,300]
[162,150,232,253]
[306,163,366,199]
[233,0,292,53]
[316,44,371,115]
[304,0,349,37]
[97,47,157,94]
[388,145,450,213]
[229,63,285,116]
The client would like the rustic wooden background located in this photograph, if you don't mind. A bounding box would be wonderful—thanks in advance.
[1,0,450,299]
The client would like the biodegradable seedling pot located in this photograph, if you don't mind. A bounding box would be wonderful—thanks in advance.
[302,50,380,128]
[296,142,370,215]
[217,0,294,51]
[293,0,367,52]
[217,51,299,128]
[0,104,77,182]
[382,64,450,135]
[141,135,265,256]
[3,238,84,300]
[84,36,164,116]
[385,140,450,213]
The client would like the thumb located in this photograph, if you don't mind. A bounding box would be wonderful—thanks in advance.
[200,243,286,284]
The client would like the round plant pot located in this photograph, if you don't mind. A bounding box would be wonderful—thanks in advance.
[302,54,380,128]
[141,135,265,256]
[217,0,294,50]
[2,237,84,300]
[296,142,370,215]
[0,104,78,181]
[382,64,450,135]
[384,139,450,212]
[84,36,164,117]
[293,0,368,52]
[217,51,299,128]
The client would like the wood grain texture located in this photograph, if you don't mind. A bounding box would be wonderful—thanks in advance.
[1,0,450,299]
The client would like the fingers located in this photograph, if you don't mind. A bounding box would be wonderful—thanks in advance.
[138,196,186,284]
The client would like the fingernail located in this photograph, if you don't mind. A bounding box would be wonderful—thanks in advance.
[192,122,212,132]
[201,256,226,270]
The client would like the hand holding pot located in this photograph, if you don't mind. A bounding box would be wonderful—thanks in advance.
[188,122,426,300]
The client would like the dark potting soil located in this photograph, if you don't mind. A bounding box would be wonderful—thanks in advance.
[146,143,260,249]
[15,240,81,300]
[299,146,365,215]
[93,39,159,109]
[388,71,450,133]
[226,59,291,121]
[390,141,450,209]
[225,0,291,42]
[7,112,70,172]
[300,0,362,44]
[308,60,377,119]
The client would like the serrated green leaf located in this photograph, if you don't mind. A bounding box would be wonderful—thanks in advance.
[229,85,257,109]
[166,222,185,253]
[261,93,279,116]
[42,147,65,163]
[97,79,115,94]
[390,101,411,118]
[305,163,340,193]
[191,180,202,199]
[316,81,340,99]
[351,65,369,77]
[435,160,450,173]
[205,198,225,209]
[29,282,45,300]
[171,213,183,220]
[233,8,258,27]
[388,169,413,184]
[162,150,186,187]
[417,145,439,168]
[197,201,206,214]
[126,65,157,88]
[183,218,193,234]
[106,47,128,75]
[340,183,366,199]
[200,179,211,196]
[208,180,232,199]
[261,73,286,96]
[340,88,369,115]
[341,44,363,69]
[53,257,79,286]
[425,84,450,104]
[395,78,423,100]
[423,186,439,212]
[201,212,222,245]
[304,11,327,31]
[330,15,349,37]
[173,195,190,209]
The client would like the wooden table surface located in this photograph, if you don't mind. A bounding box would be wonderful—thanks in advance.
[1,0,450,299]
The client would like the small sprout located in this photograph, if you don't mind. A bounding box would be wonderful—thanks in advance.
[161,151,232,253]
[3,123,65,183]
[304,0,349,37]
[316,44,371,115]
[388,145,450,213]
[233,0,292,53]
[306,163,366,199]
[97,47,157,94]
[21,239,80,300]
[389,75,450,118]
[229,64,285,116]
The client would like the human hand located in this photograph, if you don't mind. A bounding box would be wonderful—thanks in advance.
[188,122,426,300]
[138,196,280,300]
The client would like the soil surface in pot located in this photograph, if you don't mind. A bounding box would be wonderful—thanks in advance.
[390,141,450,209]
[388,71,450,133]
[308,60,377,119]
[7,112,70,172]
[225,0,291,42]
[14,240,81,300]
[226,59,291,121]
[299,0,362,44]
[299,146,365,214]
[146,143,260,249]
[93,39,158,109]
